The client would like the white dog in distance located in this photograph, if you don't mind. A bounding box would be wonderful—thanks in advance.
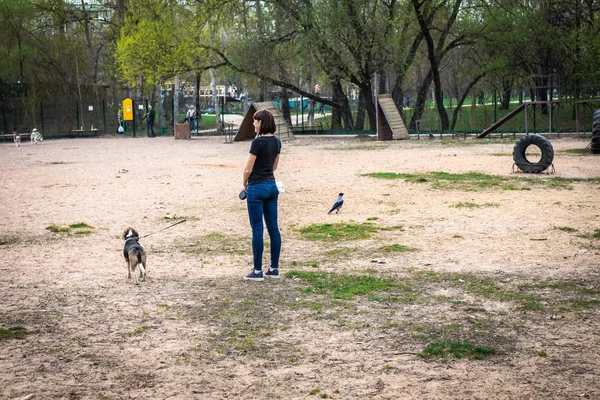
[31,128,43,144]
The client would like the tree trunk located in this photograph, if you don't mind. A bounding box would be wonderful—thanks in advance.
[412,0,462,132]
[81,0,100,127]
[280,87,292,125]
[196,73,203,129]
[330,80,344,130]
[431,68,449,131]
[210,68,222,134]
[409,69,433,130]
[174,76,180,129]
[499,78,512,110]
[155,82,163,130]
[534,76,549,114]
[450,74,484,130]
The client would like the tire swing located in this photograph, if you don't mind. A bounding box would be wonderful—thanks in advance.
[591,109,600,154]
[512,134,554,173]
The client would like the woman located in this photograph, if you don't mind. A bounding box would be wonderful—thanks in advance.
[242,109,282,281]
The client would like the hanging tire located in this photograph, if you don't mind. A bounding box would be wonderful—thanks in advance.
[593,109,600,138]
[591,136,600,154]
[513,135,554,173]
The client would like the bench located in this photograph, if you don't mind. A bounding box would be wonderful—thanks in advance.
[0,132,31,142]
[69,128,99,137]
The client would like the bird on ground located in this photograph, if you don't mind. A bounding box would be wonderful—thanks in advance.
[328,193,344,214]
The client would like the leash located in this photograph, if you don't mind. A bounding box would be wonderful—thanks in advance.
[140,219,187,239]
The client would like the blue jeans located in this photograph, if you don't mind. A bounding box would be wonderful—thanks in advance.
[148,121,155,137]
[246,181,281,271]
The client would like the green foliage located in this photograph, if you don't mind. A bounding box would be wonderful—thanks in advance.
[0,234,19,245]
[45,224,70,233]
[117,0,210,86]
[418,341,496,360]
[299,223,379,241]
[363,172,600,191]
[46,223,95,236]
[69,222,92,229]
[378,244,417,252]
[0,326,28,340]
[286,270,409,300]
[554,226,578,233]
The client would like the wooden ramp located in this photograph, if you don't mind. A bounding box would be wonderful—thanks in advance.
[477,103,527,138]
[234,102,295,142]
[377,94,409,140]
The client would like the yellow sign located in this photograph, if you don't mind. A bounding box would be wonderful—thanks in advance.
[123,98,133,121]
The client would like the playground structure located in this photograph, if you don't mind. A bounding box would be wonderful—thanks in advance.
[376,94,410,141]
[234,101,295,142]
[477,100,560,138]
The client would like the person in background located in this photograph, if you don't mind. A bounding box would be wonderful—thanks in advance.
[147,104,156,137]
[242,109,282,281]
[117,109,123,133]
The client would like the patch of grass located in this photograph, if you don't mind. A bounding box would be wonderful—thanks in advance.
[161,213,190,221]
[567,299,600,309]
[413,271,544,309]
[46,222,95,236]
[72,229,93,236]
[593,230,600,239]
[520,300,543,311]
[324,247,358,258]
[363,171,600,191]
[554,226,578,233]
[0,326,29,340]
[367,216,379,221]
[69,222,92,229]
[45,224,70,233]
[418,341,496,360]
[0,234,19,245]
[559,148,587,154]
[450,202,500,208]
[287,270,418,301]
[378,244,417,252]
[299,222,379,241]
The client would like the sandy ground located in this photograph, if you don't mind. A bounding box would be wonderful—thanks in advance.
[1,134,599,399]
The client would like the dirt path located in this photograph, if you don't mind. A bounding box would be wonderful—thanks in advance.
[1,135,599,399]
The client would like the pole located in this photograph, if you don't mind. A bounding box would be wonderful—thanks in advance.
[145,98,149,137]
[301,95,304,130]
[374,72,379,140]
[102,99,106,135]
[171,96,175,136]
[76,100,80,129]
[132,99,136,138]
[493,89,497,123]
[40,101,44,136]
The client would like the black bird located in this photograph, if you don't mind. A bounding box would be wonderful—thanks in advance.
[328,193,344,214]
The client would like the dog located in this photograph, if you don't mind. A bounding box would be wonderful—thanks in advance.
[14,133,21,147]
[122,227,147,284]
[31,129,43,144]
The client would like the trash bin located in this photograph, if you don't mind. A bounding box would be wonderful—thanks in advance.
[159,127,166,136]
[175,123,191,140]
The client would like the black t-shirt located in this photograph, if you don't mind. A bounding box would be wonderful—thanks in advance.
[248,135,281,185]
